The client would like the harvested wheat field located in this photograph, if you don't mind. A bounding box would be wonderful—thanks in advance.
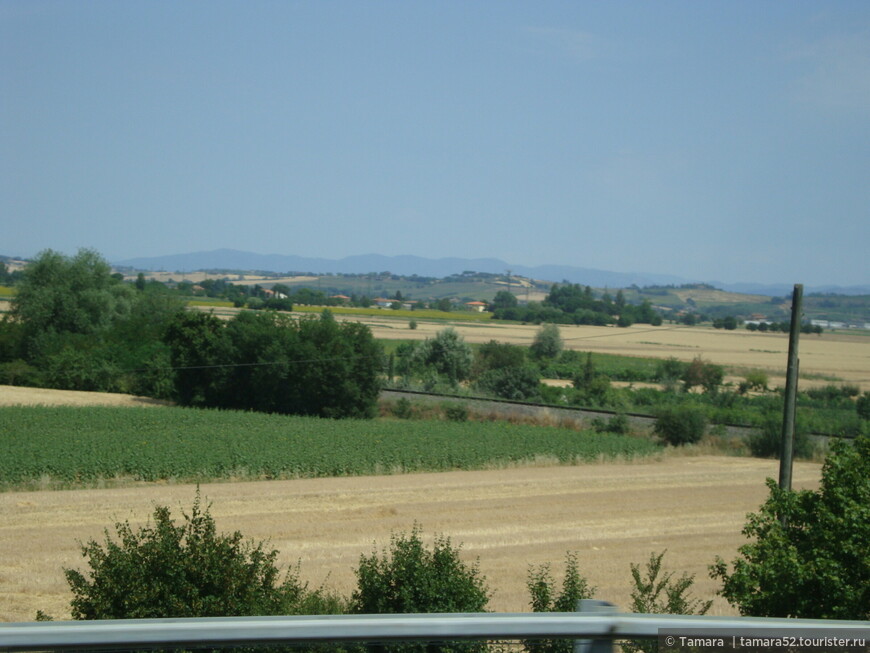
[0,456,820,622]
[352,318,870,391]
[0,385,170,408]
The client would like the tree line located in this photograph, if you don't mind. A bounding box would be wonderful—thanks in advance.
[490,285,663,327]
[0,249,383,417]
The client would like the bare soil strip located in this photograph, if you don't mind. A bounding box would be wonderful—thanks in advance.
[0,457,820,622]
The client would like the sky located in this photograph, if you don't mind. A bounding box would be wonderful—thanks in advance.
[2,1,869,287]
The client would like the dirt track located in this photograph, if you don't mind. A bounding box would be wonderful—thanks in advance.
[0,456,820,622]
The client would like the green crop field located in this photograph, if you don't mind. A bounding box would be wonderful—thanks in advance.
[0,406,659,489]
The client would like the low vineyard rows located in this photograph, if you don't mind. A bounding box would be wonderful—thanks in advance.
[0,406,660,488]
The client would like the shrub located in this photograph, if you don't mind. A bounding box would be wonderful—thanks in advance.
[740,370,769,394]
[681,357,724,394]
[352,524,490,614]
[711,435,870,619]
[591,413,630,435]
[654,358,685,384]
[444,403,469,422]
[64,491,339,619]
[806,384,860,402]
[412,328,473,386]
[858,392,870,420]
[392,397,413,419]
[530,323,563,360]
[653,405,706,446]
[0,359,41,386]
[408,319,418,330]
[476,365,541,401]
[627,551,711,615]
[746,414,814,459]
[526,552,595,653]
[623,551,711,653]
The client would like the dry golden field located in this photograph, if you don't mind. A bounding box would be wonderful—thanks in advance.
[0,456,821,622]
[125,271,320,286]
[0,385,170,408]
[349,317,870,391]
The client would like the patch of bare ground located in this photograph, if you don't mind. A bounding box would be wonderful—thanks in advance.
[0,456,820,622]
[0,385,171,408]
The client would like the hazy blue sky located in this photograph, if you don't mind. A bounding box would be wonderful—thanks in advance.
[2,1,868,286]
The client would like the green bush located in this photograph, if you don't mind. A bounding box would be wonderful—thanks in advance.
[746,414,814,459]
[857,392,870,420]
[392,397,414,419]
[0,359,41,386]
[476,365,541,401]
[526,552,595,653]
[591,413,630,435]
[654,358,685,384]
[711,435,870,619]
[740,370,769,393]
[623,551,711,653]
[64,491,341,619]
[530,323,563,360]
[352,524,490,614]
[444,403,469,422]
[806,384,860,402]
[653,405,707,446]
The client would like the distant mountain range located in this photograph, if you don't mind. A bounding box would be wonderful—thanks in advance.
[115,249,870,296]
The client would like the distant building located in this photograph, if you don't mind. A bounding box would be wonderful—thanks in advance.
[465,301,487,313]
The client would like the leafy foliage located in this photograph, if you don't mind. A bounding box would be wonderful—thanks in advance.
[476,365,541,401]
[165,309,383,418]
[527,552,595,612]
[530,323,563,360]
[65,491,340,619]
[11,249,134,343]
[526,552,595,653]
[711,435,870,619]
[653,405,707,446]
[746,413,814,460]
[410,328,473,387]
[622,551,711,653]
[681,357,724,394]
[353,524,489,613]
[2,249,183,394]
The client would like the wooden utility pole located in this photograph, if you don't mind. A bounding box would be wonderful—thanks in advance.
[778,284,803,492]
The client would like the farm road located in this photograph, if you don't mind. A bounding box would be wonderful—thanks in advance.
[0,456,820,622]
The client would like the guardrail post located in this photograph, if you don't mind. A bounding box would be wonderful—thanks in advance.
[574,599,616,653]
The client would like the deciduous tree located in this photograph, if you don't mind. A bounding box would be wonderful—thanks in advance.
[711,435,870,619]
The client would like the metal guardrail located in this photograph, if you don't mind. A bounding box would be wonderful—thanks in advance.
[2,613,868,651]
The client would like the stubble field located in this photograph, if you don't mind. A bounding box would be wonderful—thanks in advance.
[0,322,858,623]
[353,317,870,390]
[0,455,820,622]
